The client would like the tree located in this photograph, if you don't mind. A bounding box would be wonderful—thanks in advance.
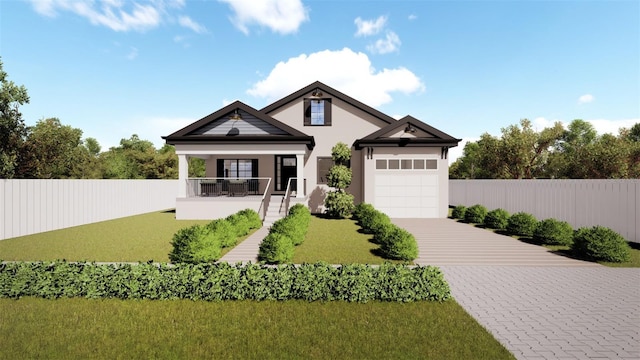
[324,142,355,218]
[0,58,30,178]
[20,118,85,178]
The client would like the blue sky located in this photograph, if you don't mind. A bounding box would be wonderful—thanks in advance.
[1,0,638,162]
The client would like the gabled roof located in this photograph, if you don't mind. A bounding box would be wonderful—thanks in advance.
[261,81,397,125]
[163,101,315,149]
[354,115,461,149]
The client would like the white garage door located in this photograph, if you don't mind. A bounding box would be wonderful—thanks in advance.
[374,158,439,218]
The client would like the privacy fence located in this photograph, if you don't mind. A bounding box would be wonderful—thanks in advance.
[1,180,178,241]
[450,179,639,243]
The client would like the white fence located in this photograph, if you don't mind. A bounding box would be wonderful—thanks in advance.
[1,180,178,241]
[450,180,640,243]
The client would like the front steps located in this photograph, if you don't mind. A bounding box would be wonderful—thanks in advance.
[262,195,307,226]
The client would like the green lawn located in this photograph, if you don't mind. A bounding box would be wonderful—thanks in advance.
[0,297,514,360]
[293,215,406,265]
[0,211,248,263]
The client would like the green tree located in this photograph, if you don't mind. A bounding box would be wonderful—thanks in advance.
[20,118,85,178]
[0,58,30,178]
[324,142,355,218]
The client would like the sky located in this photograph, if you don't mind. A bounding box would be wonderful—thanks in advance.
[1,0,639,163]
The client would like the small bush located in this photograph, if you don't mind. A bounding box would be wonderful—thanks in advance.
[169,225,221,264]
[237,208,262,229]
[258,233,294,264]
[207,219,236,248]
[484,208,510,230]
[353,202,375,223]
[464,204,488,224]
[572,226,631,263]
[324,191,355,218]
[506,212,538,237]
[379,226,418,261]
[533,219,573,246]
[226,214,251,237]
[451,205,466,220]
[372,221,396,245]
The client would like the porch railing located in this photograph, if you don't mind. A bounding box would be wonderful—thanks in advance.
[281,177,298,215]
[186,178,271,198]
[258,178,272,220]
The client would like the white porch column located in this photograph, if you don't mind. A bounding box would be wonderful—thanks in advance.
[296,154,305,198]
[178,154,188,198]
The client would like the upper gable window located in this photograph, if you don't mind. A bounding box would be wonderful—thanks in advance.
[304,98,332,126]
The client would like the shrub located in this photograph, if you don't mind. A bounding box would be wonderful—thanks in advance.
[258,233,295,264]
[379,226,419,261]
[506,212,538,237]
[207,219,236,248]
[324,190,355,218]
[237,208,262,229]
[372,221,396,245]
[464,204,488,224]
[353,202,375,223]
[572,226,631,263]
[327,165,352,190]
[484,208,510,230]
[226,213,251,237]
[367,211,391,235]
[533,219,573,246]
[451,205,466,220]
[169,225,221,264]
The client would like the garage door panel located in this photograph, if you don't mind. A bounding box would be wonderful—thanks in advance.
[374,169,439,218]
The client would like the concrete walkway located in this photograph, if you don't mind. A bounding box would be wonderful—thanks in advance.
[393,218,640,360]
[219,226,268,264]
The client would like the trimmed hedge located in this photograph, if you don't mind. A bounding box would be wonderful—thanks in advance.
[170,208,262,264]
[484,208,510,230]
[258,204,312,264]
[0,261,451,303]
[464,204,488,224]
[506,212,538,237]
[352,203,418,261]
[572,226,631,263]
[533,219,573,246]
[451,205,466,220]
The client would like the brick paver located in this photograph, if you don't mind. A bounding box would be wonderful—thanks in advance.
[393,218,640,360]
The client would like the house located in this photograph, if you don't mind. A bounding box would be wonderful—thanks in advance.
[163,81,460,221]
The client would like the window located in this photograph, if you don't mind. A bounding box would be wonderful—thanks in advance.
[374,158,438,171]
[217,159,258,178]
[304,98,332,126]
[317,157,334,184]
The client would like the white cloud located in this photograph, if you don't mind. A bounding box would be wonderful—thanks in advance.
[247,48,424,107]
[578,94,594,104]
[354,16,387,37]
[28,0,205,33]
[367,31,401,54]
[178,15,207,33]
[533,117,639,136]
[219,0,308,35]
[126,47,138,60]
[408,14,417,21]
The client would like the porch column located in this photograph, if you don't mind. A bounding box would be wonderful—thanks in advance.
[296,154,305,198]
[178,154,188,198]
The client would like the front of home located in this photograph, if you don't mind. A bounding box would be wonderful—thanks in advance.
[164,81,460,220]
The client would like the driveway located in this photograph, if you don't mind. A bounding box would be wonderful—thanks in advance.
[393,218,640,360]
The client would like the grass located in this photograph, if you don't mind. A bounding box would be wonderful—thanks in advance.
[0,297,514,360]
[292,215,407,264]
[0,211,254,263]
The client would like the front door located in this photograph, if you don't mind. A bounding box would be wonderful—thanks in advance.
[275,155,297,192]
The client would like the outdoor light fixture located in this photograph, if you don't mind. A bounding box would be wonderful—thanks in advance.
[229,109,242,121]
[404,124,417,133]
[310,88,323,98]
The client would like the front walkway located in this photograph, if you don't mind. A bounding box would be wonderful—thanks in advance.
[219,226,268,264]
[392,218,640,360]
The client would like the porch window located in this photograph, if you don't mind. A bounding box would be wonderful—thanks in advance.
[304,98,332,126]
[217,159,258,178]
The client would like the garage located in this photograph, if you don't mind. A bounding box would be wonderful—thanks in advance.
[373,158,439,218]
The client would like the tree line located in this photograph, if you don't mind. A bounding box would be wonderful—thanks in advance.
[0,58,203,179]
[449,119,640,179]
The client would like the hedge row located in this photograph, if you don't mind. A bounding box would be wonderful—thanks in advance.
[169,209,262,264]
[258,204,311,264]
[0,261,451,303]
[354,203,418,261]
[451,204,631,263]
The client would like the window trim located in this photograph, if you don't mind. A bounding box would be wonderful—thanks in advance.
[304,98,332,126]
[316,156,334,184]
[216,159,258,178]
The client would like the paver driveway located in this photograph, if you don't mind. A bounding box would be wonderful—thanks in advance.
[393,218,640,360]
